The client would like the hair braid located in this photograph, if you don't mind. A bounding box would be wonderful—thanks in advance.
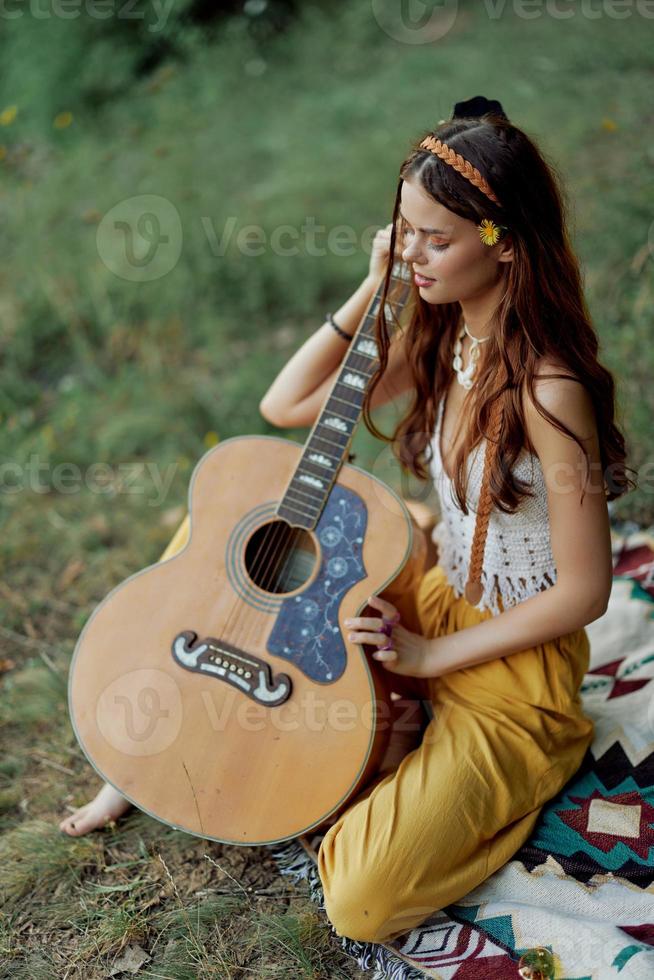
[464,395,505,605]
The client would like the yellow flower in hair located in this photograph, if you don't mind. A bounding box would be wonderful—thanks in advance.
[478,218,505,246]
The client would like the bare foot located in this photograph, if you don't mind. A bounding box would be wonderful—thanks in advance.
[59,782,132,836]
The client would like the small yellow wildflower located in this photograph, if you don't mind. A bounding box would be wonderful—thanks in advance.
[203,431,219,448]
[53,111,73,130]
[42,424,56,450]
[601,117,617,132]
[477,219,503,246]
[0,105,17,126]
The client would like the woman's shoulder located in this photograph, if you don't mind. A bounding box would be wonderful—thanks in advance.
[521,357,597,457]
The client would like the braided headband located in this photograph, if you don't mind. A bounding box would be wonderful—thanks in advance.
[419,135,501,207]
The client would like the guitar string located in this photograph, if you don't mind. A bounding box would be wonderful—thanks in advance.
[222,473,324,654]
[229,466,330,656]
[228,271,411,657]
[223,273,410,659]
[223,351,368,654]
[220,515,290,650]
[220,422,349,657]
[216,347,370,650]
[219,269,410,662]
[229,358,367,658]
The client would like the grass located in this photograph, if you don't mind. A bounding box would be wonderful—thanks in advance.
[1,1,653,975]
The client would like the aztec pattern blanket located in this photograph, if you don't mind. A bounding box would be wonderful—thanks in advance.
[270,517,654,979]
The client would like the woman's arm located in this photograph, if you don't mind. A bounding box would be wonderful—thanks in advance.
[259,276,413,428]
[424,368,614,678]
[259,275,378,427]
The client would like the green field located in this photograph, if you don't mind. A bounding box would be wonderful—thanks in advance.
[1,2,652,975]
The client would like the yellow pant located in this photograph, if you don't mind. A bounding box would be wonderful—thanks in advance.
[317,562,595,944]
[158,512,191,563]
[157,515,593,945]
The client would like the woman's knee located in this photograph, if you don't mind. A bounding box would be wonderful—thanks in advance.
[321,867,447,944]
[318,828,394,942]
[320,869,398,943]
[318,834,438,943]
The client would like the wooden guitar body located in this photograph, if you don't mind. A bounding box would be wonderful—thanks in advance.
[69,434,418,845]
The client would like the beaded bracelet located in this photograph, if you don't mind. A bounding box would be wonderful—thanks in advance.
[326,312,354,341]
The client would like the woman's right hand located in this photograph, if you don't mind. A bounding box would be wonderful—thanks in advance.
[368,222,397,282]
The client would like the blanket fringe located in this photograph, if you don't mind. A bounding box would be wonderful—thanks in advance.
[269,840,429,980]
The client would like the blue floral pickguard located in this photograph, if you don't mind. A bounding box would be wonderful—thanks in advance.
[266,485,367,683]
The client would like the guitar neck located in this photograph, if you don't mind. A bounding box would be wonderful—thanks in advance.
[276,261,413,529]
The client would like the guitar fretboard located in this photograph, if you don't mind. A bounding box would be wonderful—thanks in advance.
[276,264,412,529]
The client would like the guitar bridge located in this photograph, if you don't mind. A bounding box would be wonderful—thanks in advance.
[171,630,292,707]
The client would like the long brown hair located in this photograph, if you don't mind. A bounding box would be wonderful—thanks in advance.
[362,112,637,514]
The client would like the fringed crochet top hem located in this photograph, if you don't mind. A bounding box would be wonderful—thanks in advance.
[429,395,558,616]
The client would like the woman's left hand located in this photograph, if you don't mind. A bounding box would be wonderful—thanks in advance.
[344,594,433,678]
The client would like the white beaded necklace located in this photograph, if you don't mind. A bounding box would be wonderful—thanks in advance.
[452,321,491,389]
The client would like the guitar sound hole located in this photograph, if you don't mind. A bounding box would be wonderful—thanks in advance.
[244,520,317,595]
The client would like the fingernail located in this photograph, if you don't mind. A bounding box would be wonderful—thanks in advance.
[348,633,356,641]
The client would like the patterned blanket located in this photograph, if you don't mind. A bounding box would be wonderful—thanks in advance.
[270,518,654,979]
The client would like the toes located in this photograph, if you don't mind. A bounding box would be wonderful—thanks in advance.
[62,812,92,835]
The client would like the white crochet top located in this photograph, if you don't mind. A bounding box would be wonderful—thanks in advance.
[429,394,557,615]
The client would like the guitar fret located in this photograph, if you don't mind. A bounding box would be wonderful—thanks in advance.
[280,498,320,524]
[308,435,348,462]
[341,362,373,381]
[276,502,314,526]
[350,338,379,359]
[342,354,375,371]
[320,406,356,426]
[336,381,370,401]
[278,495,317,516]
[311,428,343,446]
[339,369,370,393]
[343,362,374,378]
[303,450,334,470]
[318,410,352,430]
[298,458,336,480]
[296,472,327,492]
[344,348,377,366]
[329,393,362,413]
[305,438,341,463]
[339,360,374,376]
[317,411,352,430]
[285,483,323,508]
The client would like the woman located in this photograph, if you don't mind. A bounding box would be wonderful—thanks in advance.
[258,94,635,944]
[60,96,635,949]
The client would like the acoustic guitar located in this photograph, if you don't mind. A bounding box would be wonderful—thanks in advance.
[68,259,425,845]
